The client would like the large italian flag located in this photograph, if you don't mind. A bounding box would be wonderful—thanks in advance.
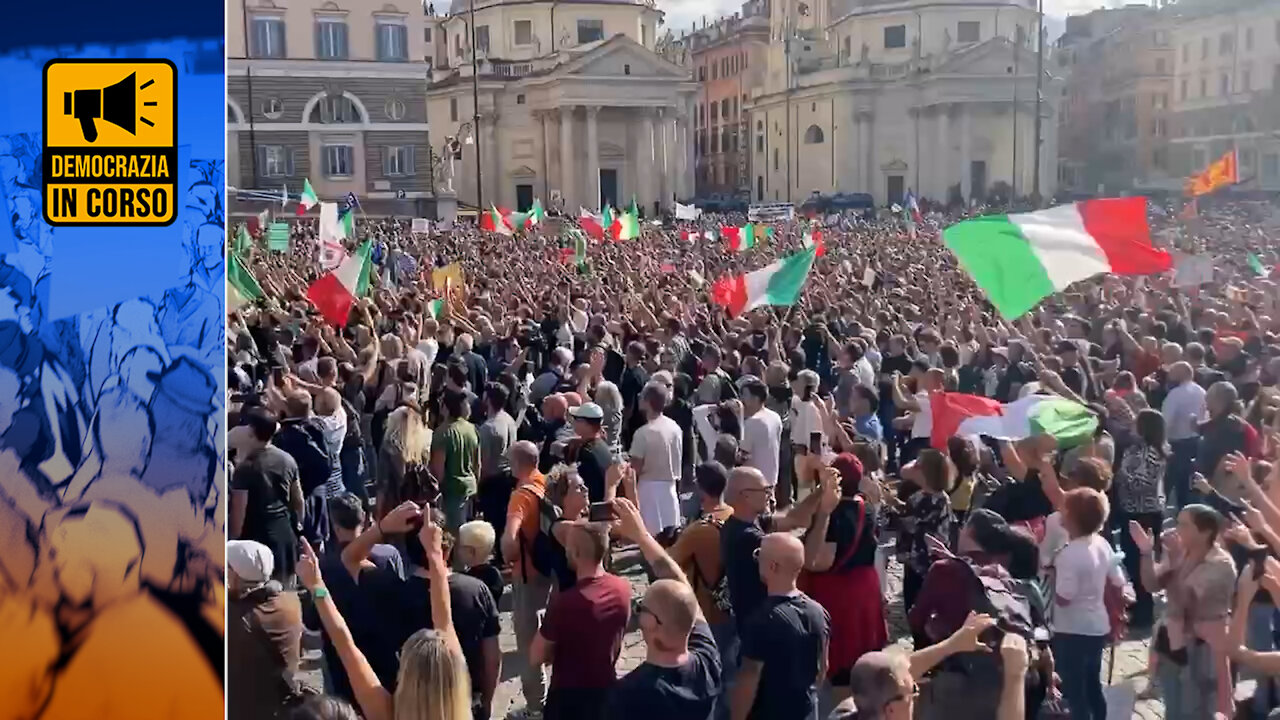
[943,197,1171,320]
[306,241,373,327]
[929,392,1098,450]
[711,245,817,316]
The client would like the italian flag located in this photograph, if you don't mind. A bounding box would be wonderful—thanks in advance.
[579,207,607,241]
[943,197,1172,320]
[722,223,772,253]
[228,252,263,312]
[710,245,817,316]
[480,204,513,235]
[306,241,373,327]
[296,178,319,216]
[615,209,640,241]
[802,230,825,257]
[427,298,445,319]
[1247,253,1269,277]
[929,392,1098,451]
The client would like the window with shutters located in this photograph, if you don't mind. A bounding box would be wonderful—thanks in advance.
[1219,32,1233,55]
[957,21,980,44]
[323,145,354,177]
[315,17,349,59]
[577,19,604,44]
[251,15,287,58]
[475,25,490,54]
[450,97,458,122]
[376,19,409,61]
[260,145,292,177]
[384,146,415,176]
[711,131,719,153]
[514,20,532,46]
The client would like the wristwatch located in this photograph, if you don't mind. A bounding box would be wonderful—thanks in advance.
[312,586,329,600]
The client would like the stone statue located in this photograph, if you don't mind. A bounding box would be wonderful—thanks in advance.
[942,27,951,50]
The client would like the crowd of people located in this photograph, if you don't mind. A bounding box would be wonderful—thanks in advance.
[225,197,1280,720]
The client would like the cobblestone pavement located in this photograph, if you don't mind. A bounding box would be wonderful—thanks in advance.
[299,546,1165,719]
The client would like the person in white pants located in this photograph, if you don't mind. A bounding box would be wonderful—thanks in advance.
[627,382,684,535]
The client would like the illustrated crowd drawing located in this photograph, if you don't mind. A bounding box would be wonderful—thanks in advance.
[0,60,225,716]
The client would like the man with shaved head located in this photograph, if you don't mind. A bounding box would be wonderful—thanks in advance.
[730,531,830,720]
[502,440,554,717]
[606,496,723,720]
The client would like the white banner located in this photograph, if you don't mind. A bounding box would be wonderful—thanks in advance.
[318,202,345,242]
[675,202,701,220]
[1172,252,1215,287]
[411,218,431,234]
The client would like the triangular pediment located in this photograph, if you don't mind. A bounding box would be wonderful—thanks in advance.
[933,37,1040,76]
[553,34,691,80]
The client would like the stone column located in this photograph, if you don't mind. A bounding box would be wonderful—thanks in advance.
[935,105,951,201]
[539,111,553,203]
[586,105,600,210]
[559,106,575,210]
[857,111,874,195]
[960,106,973,203]
[675,109,689,201]
[684,95,697,200]
[666,109,679,207]
[637,109,655,213]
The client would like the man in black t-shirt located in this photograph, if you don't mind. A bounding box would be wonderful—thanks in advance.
[731,533,830,720]
[607,497,722,720]
[569,402,615,501]
[721,467,824,637]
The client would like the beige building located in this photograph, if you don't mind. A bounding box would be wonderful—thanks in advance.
[226,0,433,214]
[684,2,771,198]
[424,0,696,214]
[1056,7,1177,194]
[749,0,1063,206]
[1167,0,1280,191]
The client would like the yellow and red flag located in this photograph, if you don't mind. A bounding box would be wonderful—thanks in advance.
[1185,150,1237,196]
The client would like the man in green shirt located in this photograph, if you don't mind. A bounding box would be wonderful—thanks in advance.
[431,389,480,535]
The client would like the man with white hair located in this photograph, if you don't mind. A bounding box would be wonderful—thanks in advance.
[227,539,307,720]
[456,332,489,395]
[532,346,574,407]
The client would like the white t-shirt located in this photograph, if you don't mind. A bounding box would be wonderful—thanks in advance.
[910,391,932,439]
[1052,533,1124,636]
[790,397,825,448]
[742,407,784,486]
[1039,511,1068,577]
[629,415,684,484]
[853,356,876,390]
[416,338,439,369]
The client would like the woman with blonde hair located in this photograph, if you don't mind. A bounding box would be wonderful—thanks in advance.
[377,403,434,519]
[299,505,472,720]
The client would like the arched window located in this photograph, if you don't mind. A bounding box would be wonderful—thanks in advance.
[803,124,825,144]
[309,93,364,124]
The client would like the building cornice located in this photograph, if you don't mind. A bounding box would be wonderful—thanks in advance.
[228,57,431,79]
[827,0,1035,30]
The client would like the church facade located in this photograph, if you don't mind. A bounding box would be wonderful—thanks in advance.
[748,0,1063,206]
[425,0,697,214]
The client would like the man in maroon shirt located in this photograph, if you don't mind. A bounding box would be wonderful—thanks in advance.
[531,520,632,720]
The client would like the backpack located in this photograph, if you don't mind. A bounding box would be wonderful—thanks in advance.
[920,561,1048,720]
[688,515,734,616]
[398,462,441,509]
[516,485,563,580]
